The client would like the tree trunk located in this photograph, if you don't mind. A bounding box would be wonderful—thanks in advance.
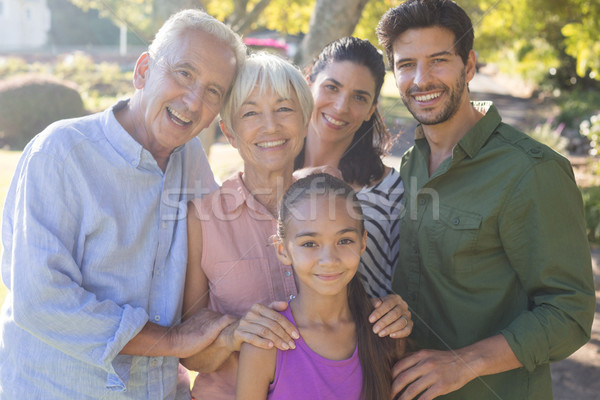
[295,0,370,68]
[233,0,273,35]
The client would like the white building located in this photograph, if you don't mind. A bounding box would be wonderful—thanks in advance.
[0,0,51,50]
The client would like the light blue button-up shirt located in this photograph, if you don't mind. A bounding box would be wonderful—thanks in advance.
[0,100,217,399]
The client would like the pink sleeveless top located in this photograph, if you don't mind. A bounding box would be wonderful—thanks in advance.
[268,307,363,400]
[190,172,297,400]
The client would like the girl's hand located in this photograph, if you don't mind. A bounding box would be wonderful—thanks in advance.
[369,294,412,338]
[226,301,300,352]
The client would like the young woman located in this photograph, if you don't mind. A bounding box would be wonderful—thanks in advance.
[295,37,404,299]
[182,53,412,400]
[235,173,404,400]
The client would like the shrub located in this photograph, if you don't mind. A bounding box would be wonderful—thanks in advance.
[579,112,600,175]
[581,186,600,245]
[556,88,600,129]
[0,57,29,78]
[0,75,86,150]
[527,120,569,155]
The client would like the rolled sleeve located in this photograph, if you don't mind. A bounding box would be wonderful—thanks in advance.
[499,158,595,371]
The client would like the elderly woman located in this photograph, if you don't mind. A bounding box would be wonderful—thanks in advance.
[181,53,411,400]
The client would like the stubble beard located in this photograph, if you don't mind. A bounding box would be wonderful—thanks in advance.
[401,69,467,126]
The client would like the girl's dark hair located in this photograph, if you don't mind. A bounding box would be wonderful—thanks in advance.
[377,0,474,68]
[278,173,399,400]
[294,37,393,187]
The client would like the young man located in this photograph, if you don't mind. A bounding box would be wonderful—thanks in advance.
[377,1,595,399]
[0,9,246,399]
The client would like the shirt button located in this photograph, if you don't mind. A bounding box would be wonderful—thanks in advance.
[161,221,168,229]
[452,217,460,225]
[418,198,426,205]
[151,358,158,367]
[285,271,292,277]
[289,294,295,300]
[154,314,161,322]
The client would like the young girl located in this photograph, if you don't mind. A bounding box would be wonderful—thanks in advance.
[235,173,404,400]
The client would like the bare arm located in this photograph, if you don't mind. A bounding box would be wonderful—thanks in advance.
[236,343,276,400]
[180,201,240,371]
[391,334,522,400]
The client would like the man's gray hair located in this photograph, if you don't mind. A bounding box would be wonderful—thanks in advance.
[148,9,246,73]
[220,52,314,134]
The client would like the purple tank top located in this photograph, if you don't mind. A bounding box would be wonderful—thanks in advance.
[267,307,363,400]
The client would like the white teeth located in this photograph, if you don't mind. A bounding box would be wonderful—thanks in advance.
[167,107,191,125]
[414,93,441,102]
[257,139,286,148]
[323,114,346,126]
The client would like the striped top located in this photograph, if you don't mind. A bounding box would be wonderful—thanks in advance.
[356,168,404,298]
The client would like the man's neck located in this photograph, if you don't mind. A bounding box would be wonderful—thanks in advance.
[114,97,170,172]
[422,102,484,175]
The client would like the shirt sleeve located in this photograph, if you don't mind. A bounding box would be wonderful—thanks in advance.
[498,157,595,371]
[4,150,149,388]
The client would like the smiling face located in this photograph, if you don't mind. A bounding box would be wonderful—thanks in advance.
[277,194,367,298]
[391,26,476,126]
[222,84,307,175]
[309,61,377,146]
[133,29,237,158]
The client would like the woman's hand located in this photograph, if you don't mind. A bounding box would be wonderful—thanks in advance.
[369,294,412,338]
[224,301,300,352]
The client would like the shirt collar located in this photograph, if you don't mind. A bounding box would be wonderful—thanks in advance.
[103,99,186,169]
[413,101,502,159]
[103,99,144,168]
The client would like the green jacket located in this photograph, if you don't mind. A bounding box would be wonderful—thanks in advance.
[394,102,595,399]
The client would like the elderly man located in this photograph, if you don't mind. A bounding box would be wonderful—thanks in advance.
[0,9,246,399]
[377,0,595,399]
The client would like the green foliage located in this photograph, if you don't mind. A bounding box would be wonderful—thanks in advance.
[69,0,156,42]
[0,57,29,77]
[47,0,121,46]
[462,0,600,88]
[580,113,600,176]
[527,120,569,156]
[0,75,86,150]
[258,0,313,35]
[581,185,600,245]
[53,52,132,108]
[561,1,600,80]
[556,89,600,129]
[0,55,132,113]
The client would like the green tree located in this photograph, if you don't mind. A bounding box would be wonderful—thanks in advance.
[468,0,599,85]
[562,0,600,81]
